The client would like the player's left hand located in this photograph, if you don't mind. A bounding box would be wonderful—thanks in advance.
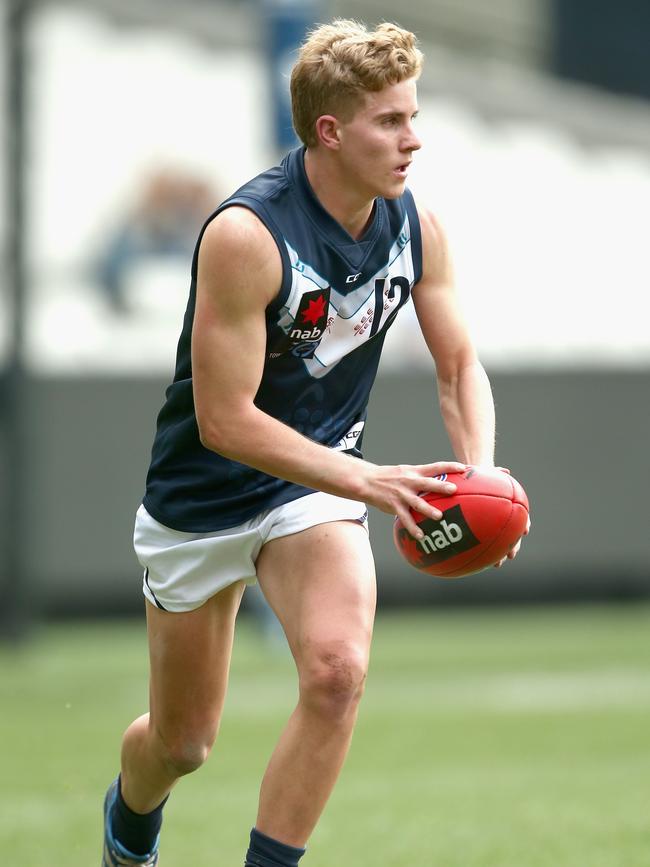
[493,513,531,568]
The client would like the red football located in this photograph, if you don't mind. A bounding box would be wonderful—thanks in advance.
[393,467,529,579]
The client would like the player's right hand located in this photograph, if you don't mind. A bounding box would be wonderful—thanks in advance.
[362,460,468,539]
[493,513,531,568]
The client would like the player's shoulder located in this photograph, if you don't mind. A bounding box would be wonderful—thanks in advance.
[201,206,278,266]
[198,206,282,300]
[200,155,290,255]
[411,196,447,248]
[409,196,453,287]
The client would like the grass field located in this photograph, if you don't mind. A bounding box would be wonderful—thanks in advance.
[1,604,649,866]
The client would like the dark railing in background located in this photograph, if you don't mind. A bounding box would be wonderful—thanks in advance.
[1,0,30,640]
[11,369,650,619]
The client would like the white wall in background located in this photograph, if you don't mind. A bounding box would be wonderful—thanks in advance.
[6,6,649,372]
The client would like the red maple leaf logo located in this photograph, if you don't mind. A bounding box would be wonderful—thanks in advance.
[301,295,326,326]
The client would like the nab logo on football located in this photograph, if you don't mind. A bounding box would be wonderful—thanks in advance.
[414,504,480,565]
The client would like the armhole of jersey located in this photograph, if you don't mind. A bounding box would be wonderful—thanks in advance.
[190,207,221,282]
[191,196,292,314]
[403,188,423,285]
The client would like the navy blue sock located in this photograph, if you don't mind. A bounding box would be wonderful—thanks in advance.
[244,827,306,867]
[110,775,168,856]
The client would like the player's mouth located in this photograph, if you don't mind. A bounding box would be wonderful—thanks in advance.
[393,162,411,179]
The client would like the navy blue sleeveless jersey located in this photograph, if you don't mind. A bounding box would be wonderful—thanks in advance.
[143,147,423,531]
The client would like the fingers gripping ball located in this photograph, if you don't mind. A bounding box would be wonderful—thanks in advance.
[394,467,529,579]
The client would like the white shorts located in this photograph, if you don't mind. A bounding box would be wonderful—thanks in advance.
[133,492,369,613]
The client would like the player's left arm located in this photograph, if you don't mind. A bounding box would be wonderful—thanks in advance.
[411,202,529,561]
[411,203,495,468]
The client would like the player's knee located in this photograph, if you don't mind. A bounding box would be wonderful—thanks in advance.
[300,645,368,720]
[155,726,216,778]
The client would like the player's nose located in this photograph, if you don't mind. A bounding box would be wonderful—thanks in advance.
[403,123,422,153]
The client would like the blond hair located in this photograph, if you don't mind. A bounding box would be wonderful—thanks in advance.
[291,19,423,147]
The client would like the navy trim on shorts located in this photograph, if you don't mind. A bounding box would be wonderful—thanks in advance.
[144,568,168,611]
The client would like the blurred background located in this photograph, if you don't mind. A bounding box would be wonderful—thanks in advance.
[1,0,649,626]
[1,2,649,865]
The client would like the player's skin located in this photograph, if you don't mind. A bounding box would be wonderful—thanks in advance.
[118,76,526,847]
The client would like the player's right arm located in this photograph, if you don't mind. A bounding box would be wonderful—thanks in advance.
[191,206,464,538]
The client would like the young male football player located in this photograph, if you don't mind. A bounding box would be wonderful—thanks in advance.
[101,19,525,867]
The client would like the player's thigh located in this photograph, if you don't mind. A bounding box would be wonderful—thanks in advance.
[146,581,245,740]
[255,520,376,666]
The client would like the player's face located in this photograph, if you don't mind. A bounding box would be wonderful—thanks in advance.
[337,78,421,200]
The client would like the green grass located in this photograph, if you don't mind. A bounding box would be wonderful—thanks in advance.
[2,605,650,866]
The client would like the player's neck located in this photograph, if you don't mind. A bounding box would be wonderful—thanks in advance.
[303,149,375,240]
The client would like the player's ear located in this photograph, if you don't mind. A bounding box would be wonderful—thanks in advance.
[314,115,341,150]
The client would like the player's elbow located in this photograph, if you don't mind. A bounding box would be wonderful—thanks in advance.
[197,418,219,453]
[436,355,485,393]
[196,411,242,457]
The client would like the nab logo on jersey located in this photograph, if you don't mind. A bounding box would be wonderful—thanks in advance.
[270,287,331,359]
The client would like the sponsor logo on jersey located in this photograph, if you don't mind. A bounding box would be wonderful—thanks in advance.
[333,421,365,451]
[269,287,331,359]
